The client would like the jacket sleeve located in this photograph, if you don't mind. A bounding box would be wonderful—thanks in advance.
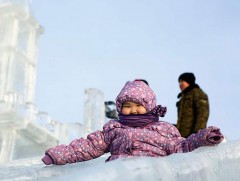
[193,90,209,133]
[176,98,194,138]
[168,126,224,154]
[45,130,109,165]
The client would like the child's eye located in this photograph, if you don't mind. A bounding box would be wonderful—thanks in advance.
[122,105,130,108]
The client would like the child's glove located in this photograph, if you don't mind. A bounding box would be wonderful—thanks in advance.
[184,126,224,151]
[206,127,224,144]
[203,126,224,145]
[42,154,54,165]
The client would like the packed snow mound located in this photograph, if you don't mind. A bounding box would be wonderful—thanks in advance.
[0,140,240,181]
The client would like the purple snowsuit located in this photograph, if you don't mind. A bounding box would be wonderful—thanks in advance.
[44,121,223,165]
[42,80,223,165]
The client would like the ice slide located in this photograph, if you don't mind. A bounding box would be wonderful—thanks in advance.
[0,140,239,181]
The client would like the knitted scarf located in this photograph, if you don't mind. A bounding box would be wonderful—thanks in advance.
[118,105,167,128]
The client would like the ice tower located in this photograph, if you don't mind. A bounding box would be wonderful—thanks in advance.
[0,0,39,105]
[0,0,58,163]
[84,88,105,131]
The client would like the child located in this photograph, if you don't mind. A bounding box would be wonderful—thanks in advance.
[42,80,223,165]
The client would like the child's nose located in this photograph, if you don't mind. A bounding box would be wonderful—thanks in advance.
[130,108,138,114]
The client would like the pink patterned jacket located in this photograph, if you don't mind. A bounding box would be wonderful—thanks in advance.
[44,120,223,165]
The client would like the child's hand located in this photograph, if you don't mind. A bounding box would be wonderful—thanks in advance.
[206,126,224,145]
[42,154,54,165]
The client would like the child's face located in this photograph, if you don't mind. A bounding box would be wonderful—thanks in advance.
[121,101,147,115]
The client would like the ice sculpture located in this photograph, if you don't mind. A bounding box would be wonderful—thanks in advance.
[0,0,60,163]
[0,0,105,163]
[84,88,106,132]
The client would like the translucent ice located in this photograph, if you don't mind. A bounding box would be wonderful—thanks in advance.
[84,88,105,132]
[0,140,239,181]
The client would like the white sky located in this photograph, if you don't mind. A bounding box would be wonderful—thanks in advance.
[30,1,240,140]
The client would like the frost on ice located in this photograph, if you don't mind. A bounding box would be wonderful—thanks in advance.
[0,1,240,181]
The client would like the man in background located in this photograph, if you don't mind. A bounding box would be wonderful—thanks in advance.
[176,72,209,138]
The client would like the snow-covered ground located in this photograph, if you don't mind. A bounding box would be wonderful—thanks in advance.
[1,140,239,181]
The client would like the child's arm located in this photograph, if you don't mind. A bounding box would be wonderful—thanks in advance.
[181,126,223,151]
[169,126,224,154]
[42,130,108,165]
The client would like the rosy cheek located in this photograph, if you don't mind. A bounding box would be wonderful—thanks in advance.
[121,108,129,115]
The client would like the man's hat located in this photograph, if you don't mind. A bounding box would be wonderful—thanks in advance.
[178,72,196,85]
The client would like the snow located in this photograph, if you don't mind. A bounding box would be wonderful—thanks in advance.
[1,140,240,181]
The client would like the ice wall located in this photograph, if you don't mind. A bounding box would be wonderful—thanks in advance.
[0,140,239,181]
